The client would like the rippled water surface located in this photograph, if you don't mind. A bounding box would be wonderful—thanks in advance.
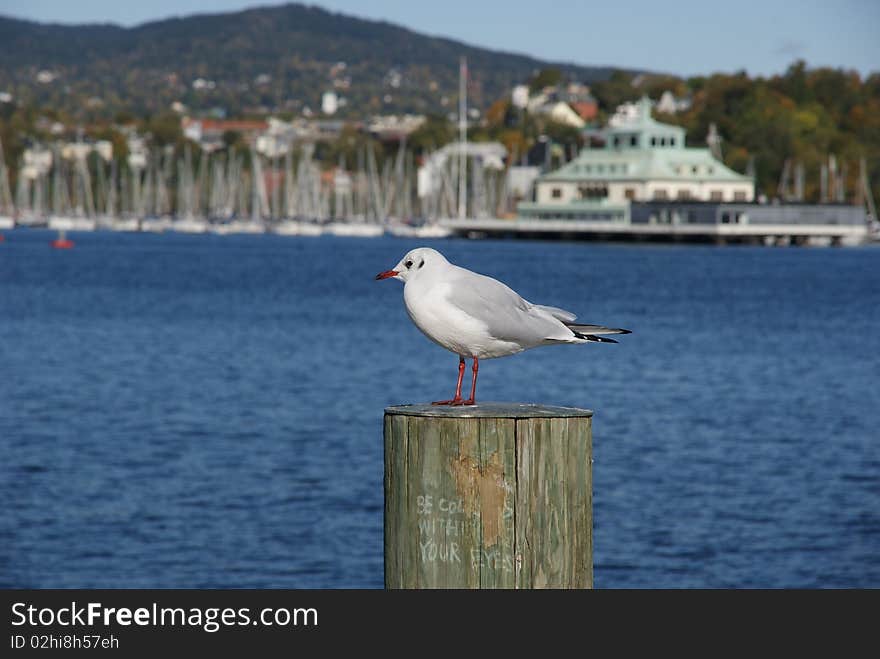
[1,229,878,587]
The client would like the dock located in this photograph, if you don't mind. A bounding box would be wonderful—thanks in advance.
[440,202,871,246]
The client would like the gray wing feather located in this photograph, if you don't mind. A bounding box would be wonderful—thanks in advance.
[444,267,568,343]
[534,304,577,323]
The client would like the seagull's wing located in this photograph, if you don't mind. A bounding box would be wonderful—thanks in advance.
[443,266,574,344]
[533,304,577,323]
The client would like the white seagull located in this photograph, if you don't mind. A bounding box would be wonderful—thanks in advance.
[376,247,630,405]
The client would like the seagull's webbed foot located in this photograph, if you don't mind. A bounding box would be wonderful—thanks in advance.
[431,397,476,406]
[432,397,464,406]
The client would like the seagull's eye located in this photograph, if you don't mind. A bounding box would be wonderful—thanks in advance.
[405,260,413,269]
[418,260,425,269]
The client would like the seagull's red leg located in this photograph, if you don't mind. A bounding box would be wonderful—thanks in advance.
[432,356,466,405]
[461,357,479,405]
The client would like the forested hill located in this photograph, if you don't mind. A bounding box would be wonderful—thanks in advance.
[0,3,619,117]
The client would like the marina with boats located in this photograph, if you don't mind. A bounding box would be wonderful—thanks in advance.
[0,93,876,245]
[0,135,464,239]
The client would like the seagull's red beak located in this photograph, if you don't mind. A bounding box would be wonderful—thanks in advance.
[375,270,398,280]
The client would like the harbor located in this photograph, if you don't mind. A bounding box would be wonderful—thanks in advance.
[2,105,874,245]
[2,74,876,247]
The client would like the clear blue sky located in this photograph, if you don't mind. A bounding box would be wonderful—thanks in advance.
[3,0,878,78]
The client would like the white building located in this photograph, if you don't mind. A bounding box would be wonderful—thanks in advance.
[61,140,113,163]
[511,85,530,109]
[127,134,148,170]
[322,91,338,116]
[254,117,304,157]
[367,114,426,140]
[608,100,642,127]
[656,90,692,115]
[21,147,53,179]
[539,102,585,129]
[519,97,753,222]
[417,142,506,199]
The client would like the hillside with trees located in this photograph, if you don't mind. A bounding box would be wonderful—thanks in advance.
[0,3,618,120]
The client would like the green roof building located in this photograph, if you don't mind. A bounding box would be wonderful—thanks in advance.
[518,97,754,222]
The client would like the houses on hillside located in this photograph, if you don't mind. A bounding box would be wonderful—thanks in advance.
[512,81,599,128]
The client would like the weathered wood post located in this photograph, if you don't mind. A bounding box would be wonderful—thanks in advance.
[384,403,592,589]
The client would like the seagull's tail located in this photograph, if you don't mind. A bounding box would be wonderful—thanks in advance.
[565,323,632,344]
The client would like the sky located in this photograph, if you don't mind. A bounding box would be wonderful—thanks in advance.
[2,0,878,79]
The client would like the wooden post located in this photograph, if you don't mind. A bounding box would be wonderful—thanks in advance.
[384,403,592,589]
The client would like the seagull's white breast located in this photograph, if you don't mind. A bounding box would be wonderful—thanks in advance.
[403,279,523,359]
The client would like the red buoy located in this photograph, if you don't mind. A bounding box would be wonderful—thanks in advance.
[0,233,5,242]
[51,229,74,249]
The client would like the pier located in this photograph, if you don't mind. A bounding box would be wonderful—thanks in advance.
[440,203,870,246]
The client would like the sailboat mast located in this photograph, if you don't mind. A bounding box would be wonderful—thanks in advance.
[0,138,13,216]
[457,56,467,219]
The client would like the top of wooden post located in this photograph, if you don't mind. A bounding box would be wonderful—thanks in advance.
[384,402,593,419]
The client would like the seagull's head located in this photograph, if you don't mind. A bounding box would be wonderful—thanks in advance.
[375,247,447,283]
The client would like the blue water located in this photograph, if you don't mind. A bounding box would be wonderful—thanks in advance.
[1,229,878,588]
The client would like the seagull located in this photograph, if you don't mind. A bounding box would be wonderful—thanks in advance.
[376,247,630,405]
